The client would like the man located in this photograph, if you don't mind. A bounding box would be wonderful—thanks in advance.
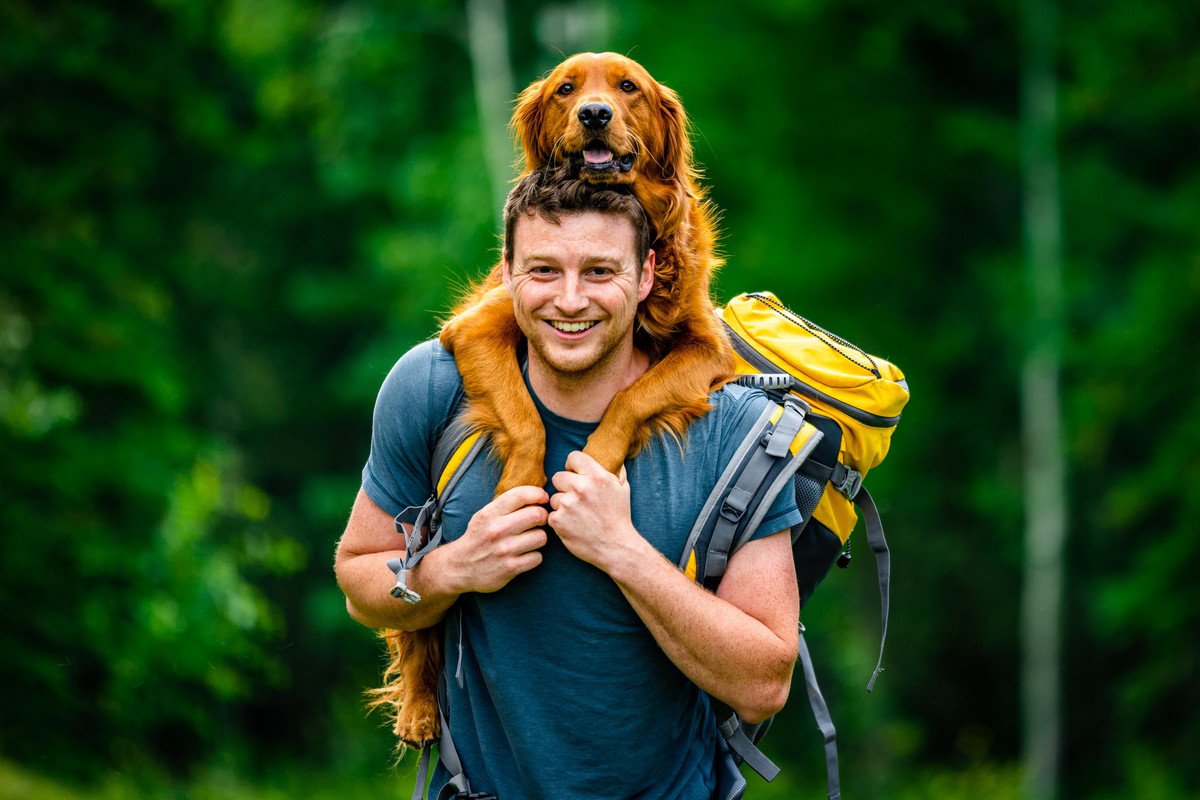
[335,171,803,800]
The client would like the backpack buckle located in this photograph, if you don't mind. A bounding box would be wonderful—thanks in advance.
[832,463,863,500]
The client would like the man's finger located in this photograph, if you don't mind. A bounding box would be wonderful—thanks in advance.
[498,504,548,536]
[618,465,628,486]
[550,469,583,494]
[489,484,550,516]
[564,450,606,476]
[507,528,548,555]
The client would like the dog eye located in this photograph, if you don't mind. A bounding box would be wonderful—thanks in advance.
[557,82,574,96]
[619,80,637,93]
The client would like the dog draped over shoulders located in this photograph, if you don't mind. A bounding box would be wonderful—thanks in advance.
[370,52,735,750]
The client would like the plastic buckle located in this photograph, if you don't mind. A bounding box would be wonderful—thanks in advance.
[719,501,745,523]
[835,466,863,500]
[719,488,751,523]
[391,584,422,604]
[782,394,811,416]
[390,569,422,604]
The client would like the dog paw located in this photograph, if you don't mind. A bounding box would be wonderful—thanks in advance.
[395,694,441,748]
[582,436,629,476]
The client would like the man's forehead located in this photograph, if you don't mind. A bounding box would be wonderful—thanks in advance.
[512,209,638,258]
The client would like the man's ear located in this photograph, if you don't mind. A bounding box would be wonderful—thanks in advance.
[638,250,655,302]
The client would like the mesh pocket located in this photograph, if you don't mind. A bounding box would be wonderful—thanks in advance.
[794,473,824,525]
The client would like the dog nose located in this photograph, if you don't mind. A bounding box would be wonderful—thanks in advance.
[577,103,612,131]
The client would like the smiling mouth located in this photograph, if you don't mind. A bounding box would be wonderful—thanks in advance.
[548,320,598,333]
[572,141,636,173]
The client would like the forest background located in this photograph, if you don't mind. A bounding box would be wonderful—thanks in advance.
[2,1,1198,798]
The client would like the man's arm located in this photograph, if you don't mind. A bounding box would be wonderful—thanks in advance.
[550,452,798,724]
[334,486,551,631]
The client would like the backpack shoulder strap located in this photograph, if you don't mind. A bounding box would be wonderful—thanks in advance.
[679,389,823,588]
[387,369,485,604]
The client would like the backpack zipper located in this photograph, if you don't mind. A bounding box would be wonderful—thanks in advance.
[722,321,903,428]
[749,292,881,378]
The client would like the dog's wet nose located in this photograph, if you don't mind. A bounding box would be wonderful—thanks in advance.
[578,103,612,130]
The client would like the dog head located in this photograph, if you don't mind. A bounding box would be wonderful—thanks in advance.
[512,52,692,191]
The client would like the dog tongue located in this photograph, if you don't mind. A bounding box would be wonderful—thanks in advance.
[584,148,613,164]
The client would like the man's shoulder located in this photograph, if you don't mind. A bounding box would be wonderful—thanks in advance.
[377,338,462,408]
[389,337,459,380]
[704,381,775,429]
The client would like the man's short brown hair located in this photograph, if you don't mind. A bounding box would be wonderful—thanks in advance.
[502,164,654,267]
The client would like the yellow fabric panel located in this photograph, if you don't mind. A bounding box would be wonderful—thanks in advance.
[436,431,482,497]
[811,491,857,545]
[684,549,697,581]
[723,292,910,477]
[791,421,820,456]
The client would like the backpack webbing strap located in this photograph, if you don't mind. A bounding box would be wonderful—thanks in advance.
[855,486,890,693]
[719,715,780,781]
[678,403,777,572]
[433,702,470,800]
[412,745,433,800]
[388,414,487,605]
[412,675,473,800]
[705,402,812,584]
[799,631,841,800]
[831,463,891,692]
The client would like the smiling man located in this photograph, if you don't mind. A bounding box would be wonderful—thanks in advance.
[335,170,803,800]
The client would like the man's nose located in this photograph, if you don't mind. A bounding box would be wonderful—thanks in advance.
[555,275,589,314]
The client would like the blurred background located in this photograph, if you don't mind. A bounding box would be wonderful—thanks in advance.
[2,0,1198,798]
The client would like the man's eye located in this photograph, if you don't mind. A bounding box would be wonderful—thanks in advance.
[619,80,637,93]
[557,82,574,96]
[587,267,613,277]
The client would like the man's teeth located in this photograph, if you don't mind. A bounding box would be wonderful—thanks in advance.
[549,321,597,333]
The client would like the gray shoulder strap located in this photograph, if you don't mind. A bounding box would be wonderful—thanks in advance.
[697,400,820,588]
[799,631,841,800]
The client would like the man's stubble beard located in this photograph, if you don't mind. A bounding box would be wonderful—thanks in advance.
[525,318,634,389]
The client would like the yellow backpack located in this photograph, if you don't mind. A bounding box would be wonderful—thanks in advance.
[701,291,910,799]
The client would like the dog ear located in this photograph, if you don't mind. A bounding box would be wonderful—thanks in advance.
[512,79,548,171]
[657,84,693,181]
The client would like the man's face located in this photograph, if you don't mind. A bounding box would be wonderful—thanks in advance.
[503,210,654,379]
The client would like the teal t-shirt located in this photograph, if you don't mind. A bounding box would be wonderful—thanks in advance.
[362,340,803,800]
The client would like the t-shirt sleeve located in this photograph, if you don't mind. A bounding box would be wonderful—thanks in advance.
[361,339,461,516]
[717,388,806,544]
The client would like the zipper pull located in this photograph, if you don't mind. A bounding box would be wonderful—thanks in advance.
[837,539,852,569]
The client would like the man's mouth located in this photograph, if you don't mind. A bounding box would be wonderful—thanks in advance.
[574,141,636,173]
[547,320,599,334]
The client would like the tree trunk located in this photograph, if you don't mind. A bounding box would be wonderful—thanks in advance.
[1019,0,1066,798]
[465,0,517,223]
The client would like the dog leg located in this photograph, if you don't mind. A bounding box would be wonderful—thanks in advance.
[441,285,547,493]
[584,326,734,472]
[392,628,442,748]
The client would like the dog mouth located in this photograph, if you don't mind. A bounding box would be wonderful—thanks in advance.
[573,141,637,174]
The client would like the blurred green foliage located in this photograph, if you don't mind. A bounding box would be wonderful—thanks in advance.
[1,0,1197,798]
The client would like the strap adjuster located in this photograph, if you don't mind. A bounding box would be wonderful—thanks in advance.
[719,487,752,523]
[832,463,863,500]
[390,584,422,604]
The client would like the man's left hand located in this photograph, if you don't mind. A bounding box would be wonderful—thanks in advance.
[549,451,642,573]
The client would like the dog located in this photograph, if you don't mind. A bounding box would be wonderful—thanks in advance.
[372,52,735,749]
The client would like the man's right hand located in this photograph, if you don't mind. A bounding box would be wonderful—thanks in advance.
[446,485,550,594]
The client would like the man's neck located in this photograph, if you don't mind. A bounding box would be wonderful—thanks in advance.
[527,345,650,423]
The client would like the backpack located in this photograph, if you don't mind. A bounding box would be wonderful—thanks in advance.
[693,291,911,800]
[390,291,909,800]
